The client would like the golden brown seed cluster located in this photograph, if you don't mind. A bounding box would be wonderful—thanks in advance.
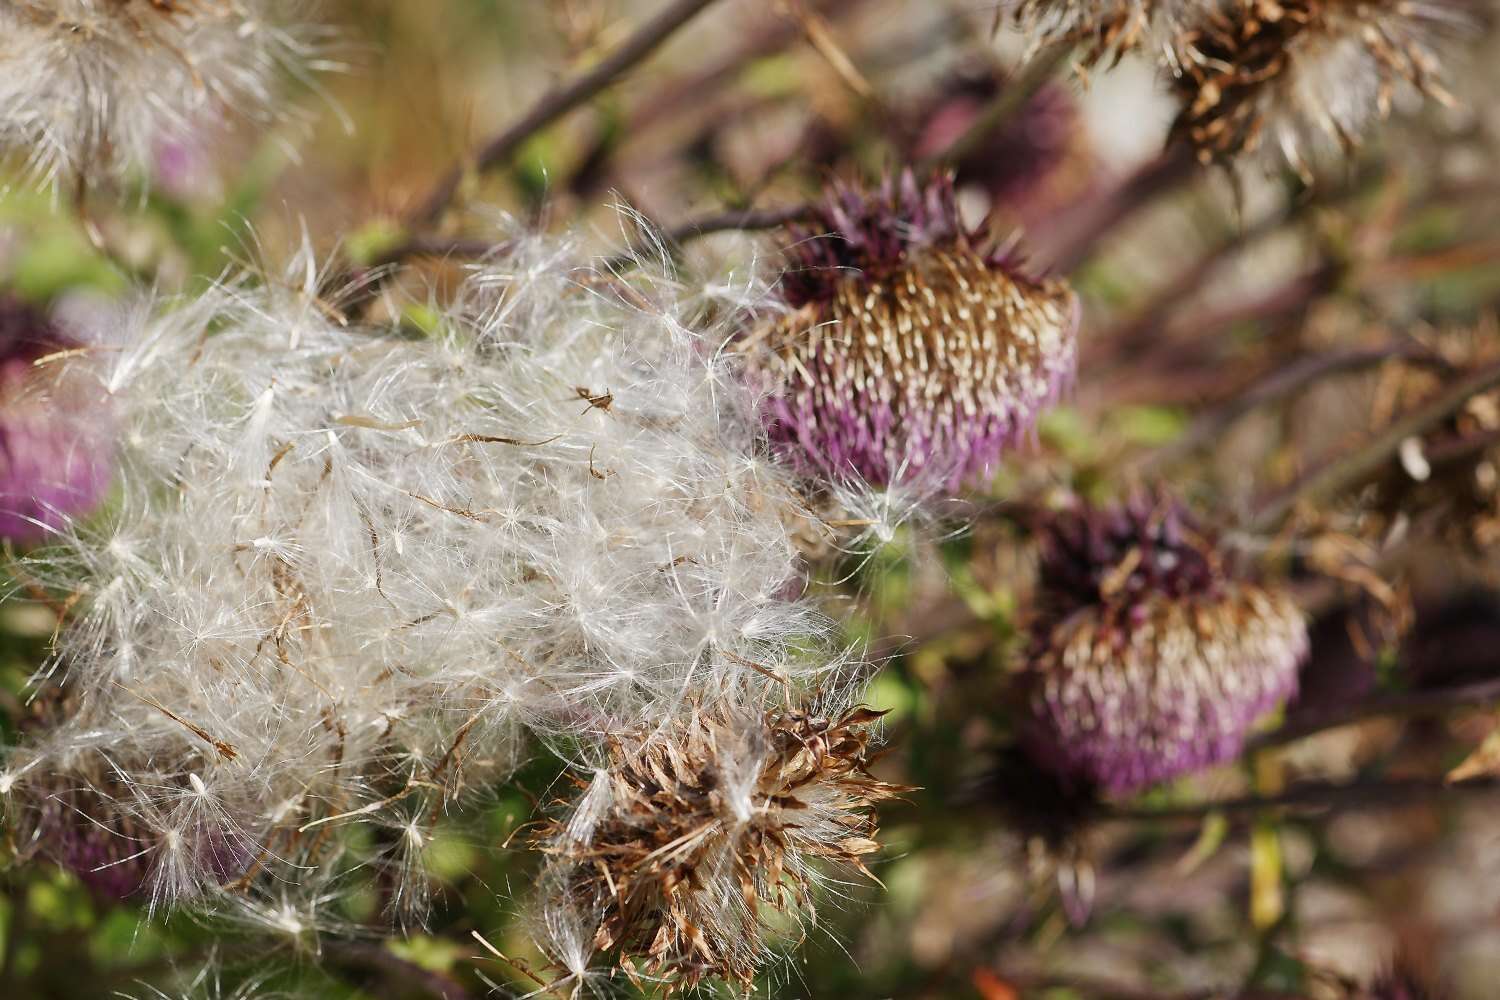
[536,705,905,993]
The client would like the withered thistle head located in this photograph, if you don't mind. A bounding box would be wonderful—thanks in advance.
[1018,494,1308,794]
[1009,0,1196,69]
[747,171,1078,489]
[1170,0,1459,178]
[0,295,112,544]
[535,703,904,992]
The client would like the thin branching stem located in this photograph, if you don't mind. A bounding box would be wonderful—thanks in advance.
[1105,774,1499,824]
[409,0,724,228]
[1248,358,1500,531]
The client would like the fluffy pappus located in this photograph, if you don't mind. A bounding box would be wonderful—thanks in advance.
[532,699,905,994]
[1169,0,1464,179]
[742,172,1079,492]
[1017,494,1309,794]
[0,0,333,187]
[3,227,859,937]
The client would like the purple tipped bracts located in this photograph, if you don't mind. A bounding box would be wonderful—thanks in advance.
[749,172,1078,489]
[0,295,111,544]
[1019,494,1308,794]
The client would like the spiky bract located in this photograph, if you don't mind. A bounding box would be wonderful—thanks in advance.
[0,1,328,185]
[1170,0,1458,176]
[535,702,903,993]
[1009,0,1200,68]
[747,172,1078,489]
[1018,495,1308,794]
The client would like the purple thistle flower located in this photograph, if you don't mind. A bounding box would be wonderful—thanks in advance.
[1018,494,1308,794]
[0,295,112,544]
[749,171,1079,489]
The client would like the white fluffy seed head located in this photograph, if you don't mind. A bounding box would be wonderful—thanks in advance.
[5,226,867,949]
[0,0,334,187]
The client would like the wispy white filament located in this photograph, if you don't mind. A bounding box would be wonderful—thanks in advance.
[0,1,333,186]
[3,229,857,942]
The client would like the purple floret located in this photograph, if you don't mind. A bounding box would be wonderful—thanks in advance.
[755,172,1079,489]
[1018,497,1308,794]
[0,295,113,544]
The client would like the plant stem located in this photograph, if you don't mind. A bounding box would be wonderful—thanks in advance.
[1248,358,1500,531]
[1249,675,1500,752]
[1145,341,1446,471]
[1034,144,1199,274]
[326,941,475,1000]
[920,41,1072,172]
[409,0,724,229]
[1105,774,1499,824]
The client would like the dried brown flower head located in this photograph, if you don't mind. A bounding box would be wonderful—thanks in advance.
[534,703,905,992]
[1170,0,1458,178]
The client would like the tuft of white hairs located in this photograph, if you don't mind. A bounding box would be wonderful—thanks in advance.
[2,222,876,969]
[0,1,335,187]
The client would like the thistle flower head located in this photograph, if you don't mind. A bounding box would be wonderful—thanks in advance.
[746,172,1078,490]
[1170,0,1460,179]
[5,228,858,934]
[0,294,113,544]
[0,1,329,186]
[534,701,904,993]
[1018,494,1308,794]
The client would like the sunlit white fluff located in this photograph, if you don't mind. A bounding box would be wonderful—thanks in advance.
[0,1,332,186]
[2,228,857,945]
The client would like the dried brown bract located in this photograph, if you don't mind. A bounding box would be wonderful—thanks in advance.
[534,703,906,993]
[1170,0,1458,178]
[1009,0,1196,70]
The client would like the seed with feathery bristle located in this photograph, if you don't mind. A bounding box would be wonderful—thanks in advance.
[1018,494,1308,794]
[745,172,1078,489]
[1169,0,1460,178]
[2,227,868,951]
[533,703,905,993]
[0,0,329,186]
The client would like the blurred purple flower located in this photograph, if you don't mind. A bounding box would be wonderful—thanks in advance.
[0,295,113,544]
[1018,494,1308,794]
[749,171,1078,489]
[909,69,1091,225]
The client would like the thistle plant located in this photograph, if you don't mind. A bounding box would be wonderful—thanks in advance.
[1017,494,1309,793]
[533,701,903,992]
[0,0,330,186]
[742,172,1078,490]
[2,0,1499,995]
[3,231,867,947]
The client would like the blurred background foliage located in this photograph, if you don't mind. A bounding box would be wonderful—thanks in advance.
[6,1,1500,998]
